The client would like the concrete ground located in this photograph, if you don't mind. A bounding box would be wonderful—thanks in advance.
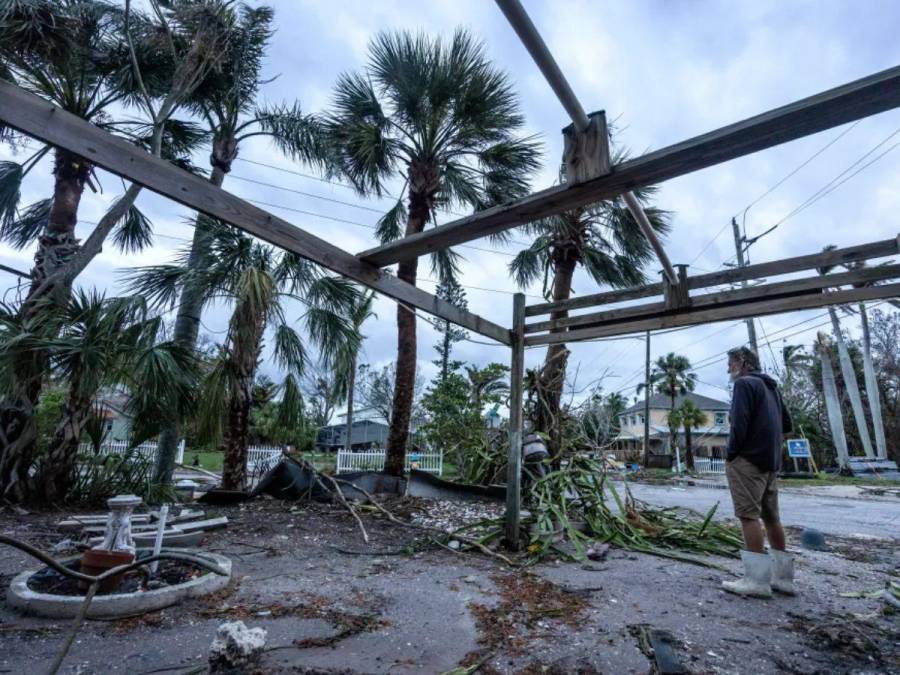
[0,495,897,674]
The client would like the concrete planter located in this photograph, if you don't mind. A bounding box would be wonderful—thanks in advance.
[6,550,231,619]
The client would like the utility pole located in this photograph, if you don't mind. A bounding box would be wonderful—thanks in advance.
[643,330,651,467]
[732,217,759,353]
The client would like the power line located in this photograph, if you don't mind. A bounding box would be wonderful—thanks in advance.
[689,121,862,266]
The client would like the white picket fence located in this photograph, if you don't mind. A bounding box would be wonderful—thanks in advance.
[694,457,726,474]
[79,440,283,473]
[336,447,443,475]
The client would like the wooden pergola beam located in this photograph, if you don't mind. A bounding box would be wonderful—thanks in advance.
[525,282,900,346]
[525,235,900,317]
[0,81,511,345]
[525,264,900,334]
[359,65,900,267]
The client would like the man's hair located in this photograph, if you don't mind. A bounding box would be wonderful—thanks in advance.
[727,346,760,372]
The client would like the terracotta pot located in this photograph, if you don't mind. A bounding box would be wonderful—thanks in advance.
[79,548,135,593]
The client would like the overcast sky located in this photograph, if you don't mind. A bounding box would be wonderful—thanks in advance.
[3,0,900,415]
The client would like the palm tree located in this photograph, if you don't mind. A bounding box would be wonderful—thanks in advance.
[340,291,376,452]
[128,217,360,491]
[668,400,707,472]
[322,29,541,476]
[0,0,227,500]
[645,352,697,458]
[150,1,330,484]
[510,175,670,454]
[0,290,197,502]
[465,363,511,413]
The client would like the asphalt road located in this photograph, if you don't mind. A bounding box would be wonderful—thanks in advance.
[626,482,900,539]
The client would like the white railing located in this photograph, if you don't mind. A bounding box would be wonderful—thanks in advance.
[694,457,726,474]
[247,445,283,472]
[79,440,281,474]
[336,448,443,475]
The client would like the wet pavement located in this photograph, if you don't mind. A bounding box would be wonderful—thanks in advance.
[625,482,900,539]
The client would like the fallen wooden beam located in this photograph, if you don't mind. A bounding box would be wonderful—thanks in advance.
[525,282,900,345]
[525,236,899,317]
[0,81,510,345]
[359,66,900,266]
[525,264,900,333]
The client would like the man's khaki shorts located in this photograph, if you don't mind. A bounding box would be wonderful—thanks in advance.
[725,456,780,522]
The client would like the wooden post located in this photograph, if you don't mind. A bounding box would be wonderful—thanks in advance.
[731,218,759,352]
[643,330,651,467]
[505,293,526,550]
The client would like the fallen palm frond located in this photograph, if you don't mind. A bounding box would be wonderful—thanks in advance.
[522,455,742,566]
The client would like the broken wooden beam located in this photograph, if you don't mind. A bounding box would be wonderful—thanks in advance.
[525,264,900,334]
[525,282,900,345]
[359,65,900,266]
[525,236,899,317]
[0,81,510,345]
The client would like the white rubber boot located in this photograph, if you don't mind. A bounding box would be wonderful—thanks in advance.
[722,550,772,598]
[770,549,796,595]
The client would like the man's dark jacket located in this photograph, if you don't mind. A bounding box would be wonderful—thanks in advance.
[727,372,792,472]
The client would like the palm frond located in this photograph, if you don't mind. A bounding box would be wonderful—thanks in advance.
[0,161,23,230]
[509,240,548,290]
[375,196,407,244]
[273,323,307,378]
[1,197,49,249]
[111,200,154,253]
[430,246,462,283]
[255,102,332,169]
[303,307,359,367]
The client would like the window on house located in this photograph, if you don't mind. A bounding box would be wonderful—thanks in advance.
[714,412,726,426]
[631,415,637,426]
[638,414,644,425]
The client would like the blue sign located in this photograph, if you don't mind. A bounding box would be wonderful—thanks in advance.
[787,439,811,458]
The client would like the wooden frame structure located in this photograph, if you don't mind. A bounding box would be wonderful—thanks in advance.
[1,1,899,551]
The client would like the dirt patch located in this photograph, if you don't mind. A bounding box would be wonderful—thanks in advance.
[462,571,590,669]
[788,611,900,671]
[196,590,388,649]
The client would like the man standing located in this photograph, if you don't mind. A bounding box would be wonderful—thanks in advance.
[722,346,795,598]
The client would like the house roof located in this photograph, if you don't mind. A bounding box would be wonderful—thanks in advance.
[622,391,729,415]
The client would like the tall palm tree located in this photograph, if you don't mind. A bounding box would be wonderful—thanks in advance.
[128,216,360,490]
[150,1,330,484]
[645,352,697,457]
[340,291,376,452]
[510,176,670,454]
[668,400,707,472]
[0,0,226,500]
[322,29,541,475]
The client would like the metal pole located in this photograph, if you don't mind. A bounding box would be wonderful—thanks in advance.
[731,217,759,352]
[643,330,651,467]
[505,293,526,550]
[494,0,678,286]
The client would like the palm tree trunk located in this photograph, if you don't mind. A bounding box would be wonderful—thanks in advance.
[221,297,265,492]
[684,425,694,471]
[344,357,357,451]
[538,252,577,459]
[38,386,94,504]
[153,161,230,485]
[858,302,887,459]
[385,181,434,476]
[819,341,851,469]
[0,149,90,502]
[828,308,875,457]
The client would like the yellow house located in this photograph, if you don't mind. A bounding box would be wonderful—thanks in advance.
[613,392,730,464]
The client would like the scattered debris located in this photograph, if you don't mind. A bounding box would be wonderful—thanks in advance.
[208,621,267,672]
[648,629,687,674]
[586,542,609,561]
[840,580,900,611]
